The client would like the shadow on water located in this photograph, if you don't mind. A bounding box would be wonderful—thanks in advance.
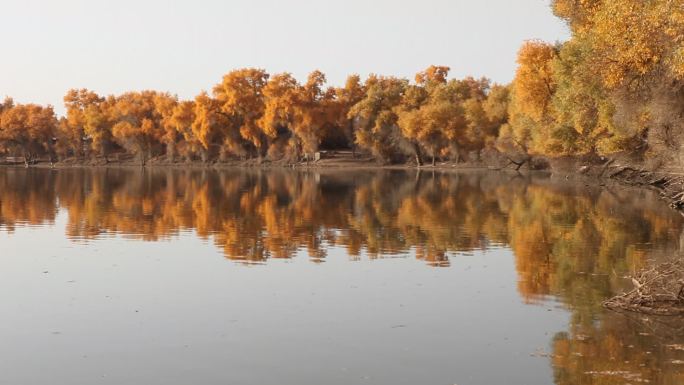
[1,167,684,383]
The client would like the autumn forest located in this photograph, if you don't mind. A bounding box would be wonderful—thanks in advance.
[4,1,684,383]
[2,0,683,169]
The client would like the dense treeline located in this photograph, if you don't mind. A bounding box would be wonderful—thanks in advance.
[1,0,683,168]
[503,0,684,168]
[0,67,505,166]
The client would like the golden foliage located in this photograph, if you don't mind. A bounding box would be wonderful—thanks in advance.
[0,102,57,162]
[5,0,683,166]
[512,41,558,123]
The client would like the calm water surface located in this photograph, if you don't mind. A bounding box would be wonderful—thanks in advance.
[1,168,684,385]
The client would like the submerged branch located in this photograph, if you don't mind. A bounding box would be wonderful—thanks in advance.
[604,259,684,316]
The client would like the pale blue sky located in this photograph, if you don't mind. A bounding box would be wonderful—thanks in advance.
[0,0,568,115]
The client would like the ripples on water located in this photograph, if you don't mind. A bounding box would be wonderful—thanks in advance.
[1,168,683,385]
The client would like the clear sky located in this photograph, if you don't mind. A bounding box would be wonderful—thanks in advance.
[0,0,568,115]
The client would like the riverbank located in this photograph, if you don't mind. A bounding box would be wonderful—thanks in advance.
[573,161,684,212]
[0,151,505,171]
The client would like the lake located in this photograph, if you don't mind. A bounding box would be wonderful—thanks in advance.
[1,168,683,385]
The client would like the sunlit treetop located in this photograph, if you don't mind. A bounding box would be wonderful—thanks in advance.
[554,0,684,88]
[512,40,558,123]
[552,0,602,32]
[415,65,450,86]
[212,68,268,118]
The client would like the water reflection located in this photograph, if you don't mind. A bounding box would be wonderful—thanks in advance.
[1,168,683,383]
[553,311,684,384]
[1,169,680,266]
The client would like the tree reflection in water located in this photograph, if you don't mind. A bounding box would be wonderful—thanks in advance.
[1,168,684,383]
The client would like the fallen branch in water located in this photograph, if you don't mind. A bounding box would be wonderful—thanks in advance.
[603,259,684,316]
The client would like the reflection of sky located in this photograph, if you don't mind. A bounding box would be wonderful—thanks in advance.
[1,217,568,385]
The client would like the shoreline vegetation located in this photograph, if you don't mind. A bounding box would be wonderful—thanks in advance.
[1,0,684,307]
[0,6,684,314]
[0,0,684,213]
[1,1,683,181]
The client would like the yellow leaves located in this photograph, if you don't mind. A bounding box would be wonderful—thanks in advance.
[671,46,684,78]
[64,89,103,110]
[212,68,269,153]
[529,0,684,160]
[505,41,562,155]
[394,67,507,162]
[111,121,135,139]
[347,75,408,161]
[581,0,684,88]
[415,65,450,85]
[339,74,365,104]
[552,0,602,32]
[108,91,169,162]
[665,3,684,79]
[192,91,224,150]
[62,88,108,155]
[169,101,195,140]
[292,70,336,154]
[0,103,57,158]
[259,72,299,140]
[483,84,510,126]
[303,70,326,100]
[140,119,155,135]
[4,0,683,166]
[214,68,268,112]
[513,41,558,123]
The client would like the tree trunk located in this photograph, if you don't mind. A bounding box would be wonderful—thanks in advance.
[413,142,423,166]
[219,146,229,162]
[137,143,147,167]
[259,139,269,160]
[101,145,109,164]
[450,143,462,164]
[431,154,436,166]
[294,138,303,162]
[167,141,175,163]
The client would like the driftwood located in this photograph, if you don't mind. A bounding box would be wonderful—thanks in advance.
[604,259,684,316]
[598,158,615,177]
[505,157,527,171]
[608,166,639,178]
